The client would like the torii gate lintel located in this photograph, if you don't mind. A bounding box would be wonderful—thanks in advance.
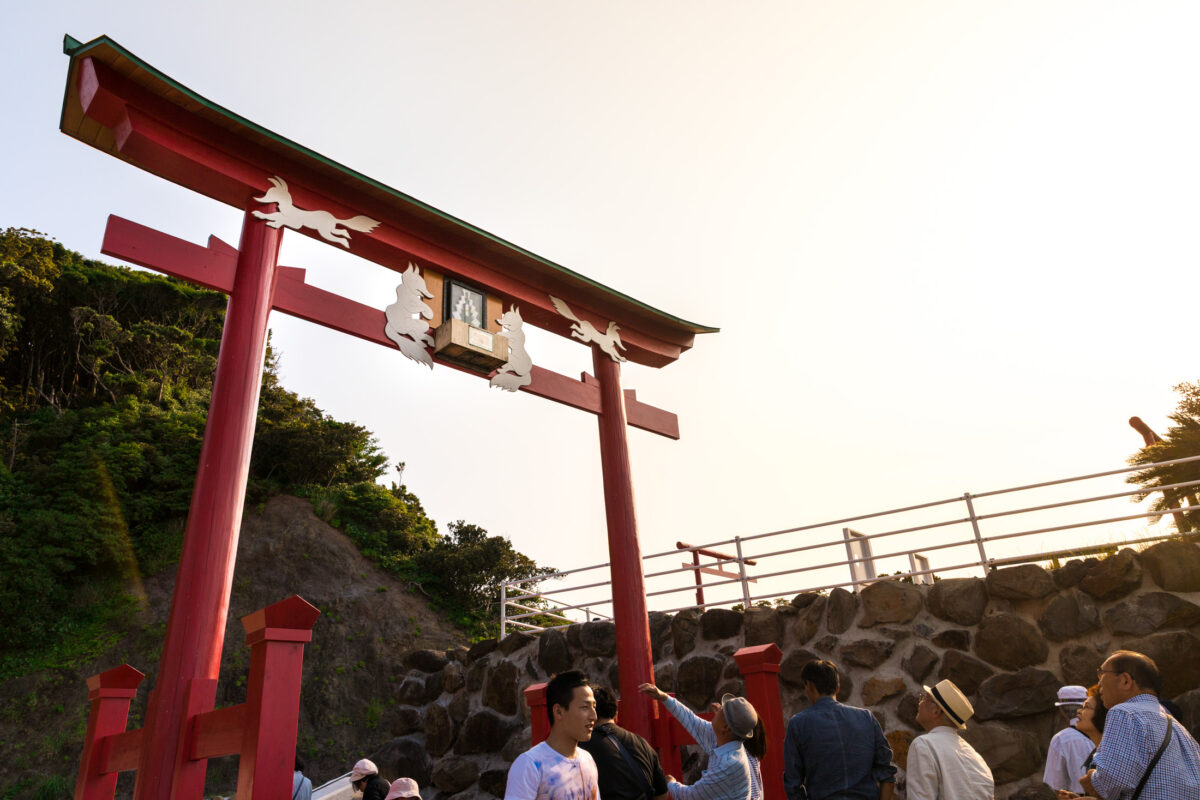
[101,214,681,439]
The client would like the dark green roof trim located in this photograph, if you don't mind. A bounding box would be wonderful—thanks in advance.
[61,33,718,335]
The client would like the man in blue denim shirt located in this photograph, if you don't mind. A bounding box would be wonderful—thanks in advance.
[783,660,896,800]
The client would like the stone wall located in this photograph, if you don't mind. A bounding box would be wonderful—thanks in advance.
[368,539,1200,800]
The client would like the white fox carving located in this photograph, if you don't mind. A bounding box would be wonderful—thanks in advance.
[384,264,435,368]
[490,306,532,392]
[252,176,380,248]
[548,296,627,362]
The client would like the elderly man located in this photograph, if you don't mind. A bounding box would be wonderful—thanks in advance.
[906,679,993,800]
[639,682,758,800]
[1076,650,1200,800]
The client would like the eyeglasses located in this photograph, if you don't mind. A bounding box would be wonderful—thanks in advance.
[1097,668,1125,679]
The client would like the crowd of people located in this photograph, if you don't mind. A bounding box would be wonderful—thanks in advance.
[340,648,1197,800]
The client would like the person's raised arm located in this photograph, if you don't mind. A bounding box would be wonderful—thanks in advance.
[639,683,669,703]
[639,683,716,752]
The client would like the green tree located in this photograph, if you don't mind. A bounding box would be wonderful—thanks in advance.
[1127,380,1200,533]
[251,343,388,489]
[414,520,555,635]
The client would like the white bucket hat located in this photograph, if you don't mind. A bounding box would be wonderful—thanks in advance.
[1055,685,1088,706]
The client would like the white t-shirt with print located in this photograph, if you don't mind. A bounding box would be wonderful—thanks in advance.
[504,741,599,800]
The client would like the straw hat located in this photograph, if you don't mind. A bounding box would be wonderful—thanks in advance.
[922,679,974,729]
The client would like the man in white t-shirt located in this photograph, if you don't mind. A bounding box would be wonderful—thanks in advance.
[505,670,600,800]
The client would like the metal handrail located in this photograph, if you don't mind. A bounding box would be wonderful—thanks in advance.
[499,455,1200,634]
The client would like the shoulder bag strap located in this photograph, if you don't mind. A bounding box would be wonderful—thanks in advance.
[610,733,656,800]
[1130,717,1173,800]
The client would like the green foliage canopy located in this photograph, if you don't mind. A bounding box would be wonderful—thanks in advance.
[0,228,552,672]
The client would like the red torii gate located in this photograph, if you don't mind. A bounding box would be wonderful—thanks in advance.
[58,34,715,800]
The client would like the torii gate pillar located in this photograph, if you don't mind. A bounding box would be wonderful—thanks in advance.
[134,211,281,800]
[593,349,656,737]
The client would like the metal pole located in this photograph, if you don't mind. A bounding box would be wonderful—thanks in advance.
[734,536,752,608]
[592,347,655,741]
[693,548,704,607]
[963,492,989,573]
[499,583,507,638]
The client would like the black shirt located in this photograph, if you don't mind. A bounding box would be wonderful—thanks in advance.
[579,722,669,800]
[361,774,390,800]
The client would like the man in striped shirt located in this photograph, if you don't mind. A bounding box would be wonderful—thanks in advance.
[639,683,757,800]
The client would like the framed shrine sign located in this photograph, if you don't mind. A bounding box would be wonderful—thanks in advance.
[58,34,714,800]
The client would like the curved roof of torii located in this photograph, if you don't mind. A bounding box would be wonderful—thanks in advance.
[59,34,717,368]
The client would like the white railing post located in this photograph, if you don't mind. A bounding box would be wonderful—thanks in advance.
[500,583,508,638]
[963,492,989,573]
[734,536,752,608]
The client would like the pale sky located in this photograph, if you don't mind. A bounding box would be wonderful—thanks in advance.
[4,2,1197,614]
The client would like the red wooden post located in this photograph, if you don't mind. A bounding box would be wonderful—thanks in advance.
[238,596,321,800]
[735,644,784,800]
[592,349,656,741]
[75,665,145,800]
[134,210,282,800]
[524,683,550,745]
[651,703,682,783]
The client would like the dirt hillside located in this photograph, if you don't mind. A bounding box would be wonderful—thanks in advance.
[0,494,470,798]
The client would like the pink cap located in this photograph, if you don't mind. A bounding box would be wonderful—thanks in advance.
[350,759,378,782]
[385,777,420,800]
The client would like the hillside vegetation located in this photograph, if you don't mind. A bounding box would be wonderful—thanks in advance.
[0,228,552,798]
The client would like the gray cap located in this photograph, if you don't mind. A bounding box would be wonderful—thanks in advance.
[720,694,759,739]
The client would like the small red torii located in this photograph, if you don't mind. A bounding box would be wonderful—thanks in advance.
[58,33,716,800]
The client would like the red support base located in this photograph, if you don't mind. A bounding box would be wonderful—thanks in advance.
[237,597,321,800]
[73,597,319,800]
[735,644,784,800]
[76,665,145,800]
[524,683,550,745]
